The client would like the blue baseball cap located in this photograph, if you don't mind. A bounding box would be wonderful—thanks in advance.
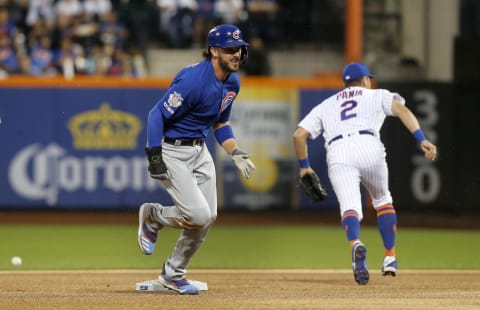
[342,62,374,82]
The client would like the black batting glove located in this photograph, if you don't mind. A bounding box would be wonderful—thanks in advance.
[145,146,169,180]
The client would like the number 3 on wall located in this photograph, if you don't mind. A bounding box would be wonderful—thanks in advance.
[340,100,358,120]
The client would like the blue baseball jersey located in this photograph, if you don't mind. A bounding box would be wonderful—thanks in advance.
[147,60,240,147]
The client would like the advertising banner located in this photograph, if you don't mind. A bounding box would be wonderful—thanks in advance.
[216,87,299,210]
[0,87,175,208]
[0,81,456,211]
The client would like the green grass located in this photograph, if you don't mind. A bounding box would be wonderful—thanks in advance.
[0,224,479,270]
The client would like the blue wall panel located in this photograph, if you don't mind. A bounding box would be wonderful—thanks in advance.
[0,87,174,209]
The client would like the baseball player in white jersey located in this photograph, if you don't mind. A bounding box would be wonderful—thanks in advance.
[293,62,437,285]
[137,24,255,295]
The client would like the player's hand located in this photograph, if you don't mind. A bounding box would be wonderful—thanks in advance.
[420,140,437,161]
[299,167,315,177]
[145,146,170,180]
[231,149,255,179]
[298,170,328,202]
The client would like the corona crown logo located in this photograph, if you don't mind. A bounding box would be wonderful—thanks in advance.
[68,103,142,150]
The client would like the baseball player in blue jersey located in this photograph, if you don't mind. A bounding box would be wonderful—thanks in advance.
[293,63,437,285]
[137,24,255,295]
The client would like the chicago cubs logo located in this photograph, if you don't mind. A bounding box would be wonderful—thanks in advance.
[220,92,236,113]
[232,30,240,40]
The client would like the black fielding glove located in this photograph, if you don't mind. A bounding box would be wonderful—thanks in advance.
[298,171,328,202]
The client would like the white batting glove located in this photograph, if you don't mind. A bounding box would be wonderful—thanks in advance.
[231,149,256,179]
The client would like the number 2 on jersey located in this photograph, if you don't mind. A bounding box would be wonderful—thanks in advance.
[340,100,358,120]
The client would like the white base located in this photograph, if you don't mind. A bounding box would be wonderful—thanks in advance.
[136,279,208,292]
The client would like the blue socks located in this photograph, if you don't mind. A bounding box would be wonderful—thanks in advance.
[342,210,360,242]
[376,204,397,256]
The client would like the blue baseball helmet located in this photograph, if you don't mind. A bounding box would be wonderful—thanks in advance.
[207,24,248,63]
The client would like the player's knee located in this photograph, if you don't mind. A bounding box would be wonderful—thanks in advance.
[341,209,363,222]
[372,195,393,210]
[183,208,215,229]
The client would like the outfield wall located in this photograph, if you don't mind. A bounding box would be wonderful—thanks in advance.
[0,77,462,211]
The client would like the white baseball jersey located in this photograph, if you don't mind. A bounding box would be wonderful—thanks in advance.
[298,86,405,219]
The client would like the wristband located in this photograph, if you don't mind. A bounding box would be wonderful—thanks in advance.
[412,129,426,143]
[215,125,234,144]
[299,158,310,169]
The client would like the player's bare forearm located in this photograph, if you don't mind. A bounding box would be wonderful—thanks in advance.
[293,127,310,161]
[221,138,239,155]
[293,127,315,177]
[392,100,438,161]
[392,100,421,133]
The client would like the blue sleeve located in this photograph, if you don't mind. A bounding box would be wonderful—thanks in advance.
[217,103,233,123]
[147,105,164,148]
[157,70,193,119]
[217,73,239,123]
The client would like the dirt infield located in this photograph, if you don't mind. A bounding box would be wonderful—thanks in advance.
[1,211,479,309]
[0,269,479,310]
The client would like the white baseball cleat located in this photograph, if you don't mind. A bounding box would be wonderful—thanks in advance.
[382,256,398,276]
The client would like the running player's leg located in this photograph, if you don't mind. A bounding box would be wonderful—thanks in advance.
[163,227,210,280]
[162,144,217,280]
[151,144,214,229]
[329,163,369,284]
[361,160,397,275]
[194,146,217,223]
[329,164,363,244]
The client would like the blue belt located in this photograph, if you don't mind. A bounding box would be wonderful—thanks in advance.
[328,130,374,146]
[164,137,204,146]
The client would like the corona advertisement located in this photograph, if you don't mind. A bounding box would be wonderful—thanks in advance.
[0,87,174,208]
